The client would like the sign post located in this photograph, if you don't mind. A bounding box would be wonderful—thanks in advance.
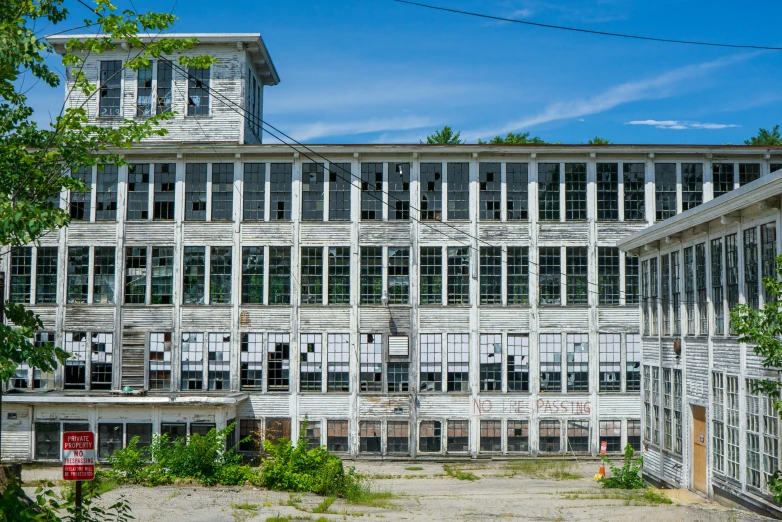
[62,431,95,510]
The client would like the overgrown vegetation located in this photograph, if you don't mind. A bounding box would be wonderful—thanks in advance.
[443,464,479,481]
[598,444,645,489]
[503,459,580,480]
[63,470,120,502]
[560,487,672,505]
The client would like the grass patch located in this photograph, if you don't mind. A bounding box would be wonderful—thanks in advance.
[504,460,581,480]
[443,464,479,481]
[559,488,672,505]
[63,470,120,501]
[312,495,336,513]
[345,489,397,508]
[404,466,423,471]
[231,501,259,511]
[265,517,314,522]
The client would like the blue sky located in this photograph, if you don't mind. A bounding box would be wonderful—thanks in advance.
[30,0,782,144]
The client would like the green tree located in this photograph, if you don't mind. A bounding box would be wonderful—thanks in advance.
[477,131,547,145]
[422,125,463,144]
[587,136,612,145]
[0,2,213,394]
[745,125,782,146]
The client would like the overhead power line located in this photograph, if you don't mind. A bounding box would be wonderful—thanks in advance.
[392,0,782,51]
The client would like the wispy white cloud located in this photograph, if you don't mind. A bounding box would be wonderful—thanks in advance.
[463,53,758,142]
[286,116,434,142]
[626,120,741,130]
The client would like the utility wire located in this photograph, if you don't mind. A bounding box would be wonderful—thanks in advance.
[392,0,782,51]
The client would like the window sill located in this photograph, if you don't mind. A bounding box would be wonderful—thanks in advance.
[185,115,214,119]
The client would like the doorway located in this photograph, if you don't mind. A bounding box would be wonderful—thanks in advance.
[691,405,707,493]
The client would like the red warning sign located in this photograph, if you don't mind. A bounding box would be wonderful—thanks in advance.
[600,440,607,455]
[63,432,95,481]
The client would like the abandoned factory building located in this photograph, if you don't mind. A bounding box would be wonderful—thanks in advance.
[1,33,781,464]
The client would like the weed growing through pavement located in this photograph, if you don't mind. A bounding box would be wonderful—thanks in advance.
[503,460,581,480]
[443,464,479,481]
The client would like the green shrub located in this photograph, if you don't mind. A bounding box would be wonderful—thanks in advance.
[599,444,646,489]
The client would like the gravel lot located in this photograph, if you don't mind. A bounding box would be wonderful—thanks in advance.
[22,460,772,521]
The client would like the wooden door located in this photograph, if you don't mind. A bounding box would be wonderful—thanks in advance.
[691,405,707,493]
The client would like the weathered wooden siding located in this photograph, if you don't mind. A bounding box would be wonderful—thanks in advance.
[240,308,292,331]
[28,307,57,330]
[64,306,115,330]
[182,223,233,245]
[299,395,350,418]
[663,455,684,486]
[419,222,470,244]
[300,308,350,332]
[417,395,472,417]
[685,339,709,400]
[596,223,648,244]
[237,395,291,418]
[125,223,175,244]
[122,308,174,330]
[479,309,530,331]
[181,307,232,331]
[539,308,589,331]
[644,448,662,476]
[478,224,529,244]
[597,307,640,331]
[359,223,412,245]
[301,223,350,245]
[712,339,740,371]
[358,396,412,417]
[359,308,412,333]
[598,395,641,417]
[241,223,294,243]
[0,406,31,462]
[419,308,471,331]
[66,223,117,244]
[643,339,659,361]
[538,223,589,244]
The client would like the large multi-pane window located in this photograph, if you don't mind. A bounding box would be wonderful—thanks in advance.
[761,223,777,304]
[507,247,529,305]
[480,247,501,305]
[136,65,154,116]
[187,66,210,116]
[240,333,263,390]
[388,358,410,393]
[655,163,676,221]
[327,334,350,392]
[712,372,725,474]
[684,247,695,336]
[99,60,122,116]
[643,366,652,441]
[623,163,645,221]
[302,163,324,221]
[763,395,779,489]
[241,246,264,304]
[567,334,589,392]
[507,420,529,452]
[360,421,382,453]
[185,164,207,220]
[420,334,442,392]
[671,251,680,335]
[243,163,265,220]
[181,333,204,390]
[95,165,118,221]
[154,163,176,220]
[506,163,528,220]
[538,163,560,220]
[681,163,702,211]
[156,62,173,113]
[328,247,350,305]
[508,334,529,391]
[596,163,618,220]
[269,247,291,304]
[93,246,115,304]
[270,163,292,220]
[480,420,502,452]
[566,247,588,305]
[35,247,58,304]
[641,260,650,335]
[149,332,172,390]
[300,334,322,392]
[361,163,383,220]
[713,163,734,198]
[360,247,382,304]
[747,380,761,488]
[447,247,470,305]
[625,254,639,304]
[479,334,502,391]
[652,367,661,444]
[567,420,590,453]
[63,332,88,389]
[663,368,673,450]
[726,375,740,480]
[329,163,352,221]
[744,228,759,309]
[673,369,683,453]
[127,164,149,220]
[600,420,621,453]
[739,163,761,186]
[419,421,442,452]
[420,247,442,305]
[599,334,621,392]
[420,163,442,220]
[447,334,469,392]
[267,333,290,391]
[389,163,410,220]
[626,420,640,451]
[695,243,707,335]
[726,234,739,334]
[711,238,724,335]
[447,163,469,220]
[447,421,470,452]
[211,163,234,221]
[210,247,232,304]
[89,333,113,390]
[70,167,92,220]
[388,247,410,304]
[626,334,641,392]
[598,247,620,304]
[301,247,323,304]
[207,333,230,390]
[388,421,409,454]
[539,420,561,453]
[10,248,32,303]
[650,257,659,336]
[539,247,561,305]
[359,334,382,392]
[565,163,587,221]
[183,247,205,305]
[661,254,670,335]
[540,333,561,392]
[327,420,349,452]
[67,247,89,303]
[124,247,147,304]
[479,163,501,220]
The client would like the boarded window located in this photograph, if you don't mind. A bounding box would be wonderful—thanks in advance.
[301,162,325,221]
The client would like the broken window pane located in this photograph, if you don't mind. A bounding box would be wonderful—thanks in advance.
[540,333,561,392]
[90,332,113,390]
[360,421,382,453]
[243,163,265,221]
[598,247,620,305]
[328,247,350,305]
[507,246,529,305]
[207,333,230,390]
[35,422,60,459]
[98,424,123,460]
[626,334,641,392]
[241,246,264,304]
[183,246,205,305]
[327,334,350,392]
[539,420,561,452]
[479,163,501,221]
[151,247,174,304]
[154,163,176,220]
[420,163,442,220]
[270,163,292,220]
[597,163,618,221]
[149,332,172,390]
[447,162,469,220]
[387,421,409,454]
[360,247,382,304]
[567,420,590,453]
[269,247,291,304]
[565,163,587,221]
[420,247,442,305]
[713,163,734,198]
[127,164,149,220]
[447,420,469,452]
[480,420,502,452]
[539,247,560,305]
[240,333,263,390]
[361,163,383,220]
[508,334,529,391]
[420,334,442,392]
[210,247,232,304]
[681,163,702,211]
[67,246,89,304]
[157,61,173,114]
[419,420,442,452]
[136,65,153,116]
[95,165,118,221]
[267,333,290,391]
[302,162,325,221]
[566,247,588,305]
[655,163,676,221]
[479,334,502,391]
[739,163,760,186]
[388,247,409,304]
[301,247,323,304]
[507,420,529,452]
[70,167,92,220]
[99,60,122,117]
[480,247,501,304]
[187,66,210,116]
[185,163,207,220]
[389,163,410,220]
[506,163,529,220]
[388,361,409,392]
[447,334,469,392]
[124,247,147,304]
[127,423,153,450]
[447,247,469,305]
[599,333,621,392]
[181,332,203,390]
[623,163,645,221]
[35,247,58,304]
[305,421,321,449]
[211,163,234,221]
[359,334,382,392]
[327,420,349,452]
[329,163,352,221]
[567,333,589,392]
[64,332,88,389]
[538,163,560,221]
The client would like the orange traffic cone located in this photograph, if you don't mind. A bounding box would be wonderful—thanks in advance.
[599,463,606,479]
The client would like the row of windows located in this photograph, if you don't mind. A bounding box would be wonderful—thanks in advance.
[64,160,773,223]
[8,245,639,307]
[12,332,640,395]
[642,366,682,455]
[32,417,642,460]
[640,222,777,337]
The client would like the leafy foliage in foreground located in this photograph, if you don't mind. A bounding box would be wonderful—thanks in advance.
[599,444,646,489]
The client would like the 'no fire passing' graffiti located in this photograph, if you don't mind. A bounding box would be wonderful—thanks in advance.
[472,398,591,416]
